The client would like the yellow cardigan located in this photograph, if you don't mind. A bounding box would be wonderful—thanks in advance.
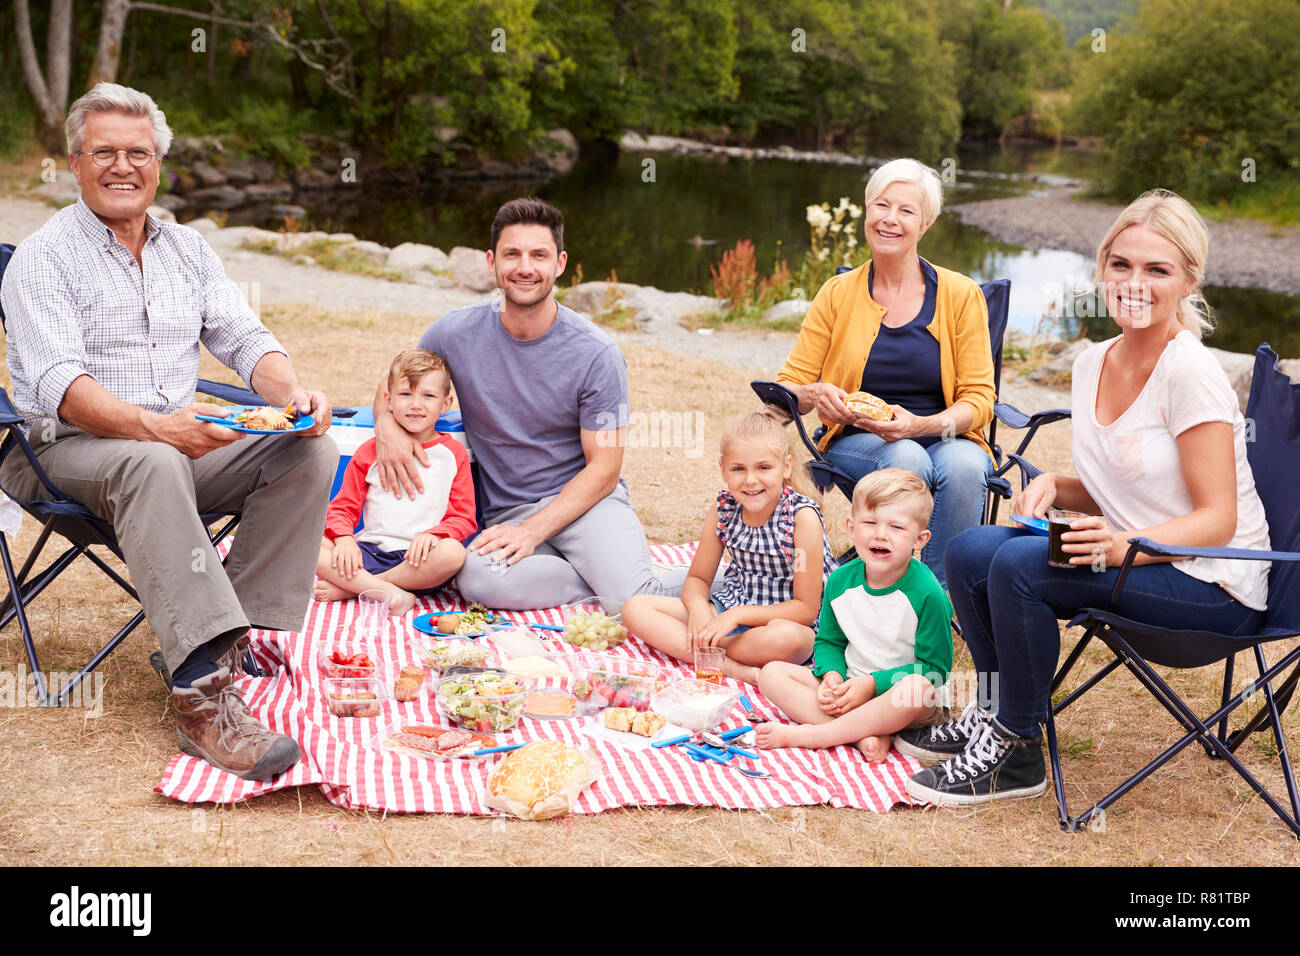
[777,258,997,460]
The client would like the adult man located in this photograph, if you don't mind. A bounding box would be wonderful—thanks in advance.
[372,197,681,611]
[0,83,337,780]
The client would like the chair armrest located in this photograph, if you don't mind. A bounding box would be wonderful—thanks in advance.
[0,386,23,425]
[994,401,1071,431]
[196,379,264,406]
[1125,537,1300,564]
[750,380,825,463]
[1107,536,1300,604]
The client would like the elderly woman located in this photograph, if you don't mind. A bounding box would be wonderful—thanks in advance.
[900,189,1270,807]
[776,158,996,588]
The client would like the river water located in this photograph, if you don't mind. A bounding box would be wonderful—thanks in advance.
[266,145,1299,354]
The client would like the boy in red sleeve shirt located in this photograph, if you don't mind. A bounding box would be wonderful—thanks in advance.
[314,349,474,614]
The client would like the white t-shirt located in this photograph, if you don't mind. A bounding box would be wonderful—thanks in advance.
[1071,331,1270,610]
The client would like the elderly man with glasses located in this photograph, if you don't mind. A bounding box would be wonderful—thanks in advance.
[0,83,337,780]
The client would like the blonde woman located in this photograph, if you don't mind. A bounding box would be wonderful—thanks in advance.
[777,158,996,589]
[901,189,1270,807]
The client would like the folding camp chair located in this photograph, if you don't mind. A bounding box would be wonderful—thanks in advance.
[751,275,1069,529]
[1046,344,1300,837]
[0,241,267,705]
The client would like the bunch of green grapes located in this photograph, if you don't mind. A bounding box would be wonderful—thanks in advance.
[562,611,628,651]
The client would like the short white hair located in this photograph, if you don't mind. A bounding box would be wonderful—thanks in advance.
[864,158,943,228]
[65,83,173,158]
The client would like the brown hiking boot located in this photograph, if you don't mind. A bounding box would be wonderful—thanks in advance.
[173,668,300,780]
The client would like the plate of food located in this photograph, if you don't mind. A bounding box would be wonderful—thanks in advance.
[374,723,496,759]
[1009,514,1050,536]
[194,404,315,434]
[412,605,507,638]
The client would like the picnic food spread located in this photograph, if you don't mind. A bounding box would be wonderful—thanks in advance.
[393,664,425,702]
[378,724,495,759]
[418,638,495,671]
[603,707,667,737]
[235,406,297,431]
[328,689,382,718]
[502,654,572,679]
[843,390,894,421]
[488,740,590,810]
[436,671,531,731]
[525,689,577,717]
[562,611,628,651]
[323,648,378,679]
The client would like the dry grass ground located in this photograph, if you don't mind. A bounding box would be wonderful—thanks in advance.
[3,303,1300,866]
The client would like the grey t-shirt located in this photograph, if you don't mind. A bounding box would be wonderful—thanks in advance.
[418,300,629,522]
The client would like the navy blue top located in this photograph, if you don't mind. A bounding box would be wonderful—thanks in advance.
[841,259,945,447]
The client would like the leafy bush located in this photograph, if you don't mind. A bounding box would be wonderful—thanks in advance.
[1071,0,1300,207]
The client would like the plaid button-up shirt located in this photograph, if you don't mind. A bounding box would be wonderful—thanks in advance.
[1,198,284,439]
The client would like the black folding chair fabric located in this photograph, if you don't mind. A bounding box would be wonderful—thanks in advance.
[1047,344,1300,837]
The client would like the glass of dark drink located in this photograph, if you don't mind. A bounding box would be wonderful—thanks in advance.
[1048,509,1087,569]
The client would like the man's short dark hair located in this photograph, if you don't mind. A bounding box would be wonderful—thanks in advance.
[490,197,564,254]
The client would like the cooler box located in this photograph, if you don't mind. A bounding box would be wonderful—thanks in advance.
[328,407,470,498]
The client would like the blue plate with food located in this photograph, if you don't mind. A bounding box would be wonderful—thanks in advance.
[194,405,315,434]
[1010,514,1050,535]
[413,609,509,639]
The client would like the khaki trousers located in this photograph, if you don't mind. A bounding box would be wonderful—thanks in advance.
[0,430,338,674]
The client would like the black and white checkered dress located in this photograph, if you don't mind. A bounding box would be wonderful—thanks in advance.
[710,487,836,614]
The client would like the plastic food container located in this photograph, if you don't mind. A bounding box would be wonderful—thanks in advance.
[324,676,386,718]
[318,643,381,680]
[411,635,497,673]
[560,606,629,652]
[435,669,532,732]
[650,678,740,732]
[500,651,575,682]
[523,688,579,720]
[572,653,668,716]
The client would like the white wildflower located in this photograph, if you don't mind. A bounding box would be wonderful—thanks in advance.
[805,204,833,232]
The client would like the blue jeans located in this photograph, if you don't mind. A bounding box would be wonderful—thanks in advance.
[824,433,993,588]
[946,526,1263,739]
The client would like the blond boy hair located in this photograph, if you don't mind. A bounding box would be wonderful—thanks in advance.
[388,348,451,393]
[851,468,934,527]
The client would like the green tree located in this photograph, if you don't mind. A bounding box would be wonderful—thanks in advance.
[1071,0,1300,203]
[941,0,1067,139]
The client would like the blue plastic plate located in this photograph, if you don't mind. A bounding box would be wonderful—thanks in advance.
[1010,514,1050,535]
[412,612,510,638]
[195,406,315,435]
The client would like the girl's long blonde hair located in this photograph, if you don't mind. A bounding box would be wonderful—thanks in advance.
[719,409,820,502]
[1092,188,1214,340]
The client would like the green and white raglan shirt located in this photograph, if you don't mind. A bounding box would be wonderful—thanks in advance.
[811,557,954,699]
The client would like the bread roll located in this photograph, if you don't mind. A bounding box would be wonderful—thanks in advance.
[844,390,894,421]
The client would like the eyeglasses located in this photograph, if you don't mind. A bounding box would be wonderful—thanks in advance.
[80,147,157,167]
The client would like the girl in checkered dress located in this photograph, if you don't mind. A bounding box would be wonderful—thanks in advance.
[623,411,835,685]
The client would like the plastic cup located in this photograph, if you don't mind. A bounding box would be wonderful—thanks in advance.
[694,645,726,684]
[1047,509,1087,569]
[358,589,390,639]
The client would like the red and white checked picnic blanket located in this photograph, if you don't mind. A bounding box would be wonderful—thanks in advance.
[155,543,923,812]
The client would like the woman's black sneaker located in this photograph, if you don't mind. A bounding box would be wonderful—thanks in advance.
[905,718,1047,807]
[895,702,989,764]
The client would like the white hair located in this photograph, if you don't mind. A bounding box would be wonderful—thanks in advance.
[65,83,173,158]
[864,158,943,228]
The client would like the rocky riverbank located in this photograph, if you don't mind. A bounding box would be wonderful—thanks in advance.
[950,188,1300,297]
